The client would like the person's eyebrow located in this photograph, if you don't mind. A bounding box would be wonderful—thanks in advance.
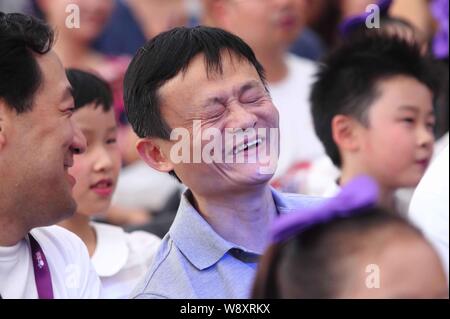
[201,80,264,108]
[398,105,435,118]
[237,80,263,96]
[106,126,118,132]
[397,105,419,113]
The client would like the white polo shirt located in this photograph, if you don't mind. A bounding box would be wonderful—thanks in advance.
[0,225,101,299]
[90,222,161,299]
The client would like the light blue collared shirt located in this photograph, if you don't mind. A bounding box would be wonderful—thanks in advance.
[131,188,322,299]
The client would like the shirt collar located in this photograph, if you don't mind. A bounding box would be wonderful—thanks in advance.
[90,222,129,277]
[169,187,301,271]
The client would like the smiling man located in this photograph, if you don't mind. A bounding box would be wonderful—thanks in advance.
[0,12,101,298]
[125,26,322,299]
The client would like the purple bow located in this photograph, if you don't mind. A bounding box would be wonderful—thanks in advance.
[271,176,379,243]
[339,0,393,37]
[431,0,449,59]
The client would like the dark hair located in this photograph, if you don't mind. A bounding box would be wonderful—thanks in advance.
[124,26,266,139]
[0,12,54,113]
[66,69,113,112]
[310,33,439,167]
[252,207,423,299]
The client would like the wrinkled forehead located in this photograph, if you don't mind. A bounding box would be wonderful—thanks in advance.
[159,51,264,101]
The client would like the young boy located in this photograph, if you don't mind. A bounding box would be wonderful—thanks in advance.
[58,69,161,299]
[310,33,438,213]
[252,176,448,298]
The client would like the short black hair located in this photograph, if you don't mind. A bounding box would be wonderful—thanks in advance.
[252,207,423,299]
[0,12,54,113]
[124,26,266,139]
[310,33,439,167]
[66,69,113,112]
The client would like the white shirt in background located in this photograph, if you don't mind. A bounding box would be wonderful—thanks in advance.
[409,145,449,283]
[269,54,325,179]
[90,222,161,299]
[0,225,101,299]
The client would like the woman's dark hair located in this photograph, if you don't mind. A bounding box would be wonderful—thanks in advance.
[252,207,423,299]
[0,12,54,113]
[66,69,113,112]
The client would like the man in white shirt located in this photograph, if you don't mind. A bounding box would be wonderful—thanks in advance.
[409,145,449,283]
[0,12,101,298]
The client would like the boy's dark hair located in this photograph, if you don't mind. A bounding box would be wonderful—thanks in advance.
[123,26,266,139]
[252,207,423,299]
[66,69,113,112]
[0,12,54,113]
[310,33,439,167]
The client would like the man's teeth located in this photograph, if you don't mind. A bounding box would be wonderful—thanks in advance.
[234,138,262,155]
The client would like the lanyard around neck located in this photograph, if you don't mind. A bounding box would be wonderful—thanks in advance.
[0,234,54,299]
[28,234,54,299]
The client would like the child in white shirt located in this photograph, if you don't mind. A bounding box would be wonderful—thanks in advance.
[58,69,161,299]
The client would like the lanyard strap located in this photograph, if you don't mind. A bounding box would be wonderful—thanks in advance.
[28,234,54,299]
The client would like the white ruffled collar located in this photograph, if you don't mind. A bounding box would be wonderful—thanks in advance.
[90,222,129,277]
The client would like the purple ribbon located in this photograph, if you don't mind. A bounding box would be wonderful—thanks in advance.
[29,234,54,299]
[271,176,379,243]
[339,0,393,37]
[431,0,449,59]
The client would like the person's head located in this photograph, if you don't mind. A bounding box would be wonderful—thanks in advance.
[34,0,114,44]
[124,26,279,198]
[252,177,448,298]
[202,0,308,52]
[65,69,120,216]
[310,33,438,190]
[0,13,86,230]
[340,9,428,53]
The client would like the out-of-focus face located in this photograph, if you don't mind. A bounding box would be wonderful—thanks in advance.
[217,0,308,50]
[3,50,86,228]
[69,105,121,216]
[141,52,280,198]
[354,75,435,190]
[38,0,114,43]
[340,229,448,298]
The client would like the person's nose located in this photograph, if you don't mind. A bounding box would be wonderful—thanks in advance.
[70,121,87,155]
[417,124,435,150]
[227,102,258,131]
[93,146,115,173]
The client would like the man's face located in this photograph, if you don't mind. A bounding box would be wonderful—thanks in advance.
[154,52,279,197]
[220,0,307,50]
[355,75,435,189]
[4,50,86,227]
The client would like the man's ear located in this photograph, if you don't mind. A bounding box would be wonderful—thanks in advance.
[136,138,174,173]
[0,99,10,151]
[331,115,361,153]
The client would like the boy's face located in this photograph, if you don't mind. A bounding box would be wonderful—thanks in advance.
[69,104,121,216]
[355,75,435,189]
